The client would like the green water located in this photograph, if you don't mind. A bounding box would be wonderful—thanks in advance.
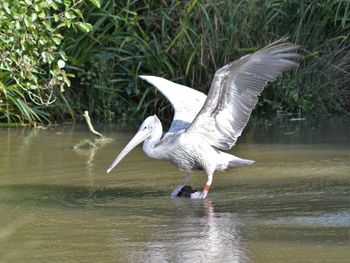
[0,117,349,262]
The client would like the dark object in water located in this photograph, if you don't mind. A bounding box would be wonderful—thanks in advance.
[177,185,198,198]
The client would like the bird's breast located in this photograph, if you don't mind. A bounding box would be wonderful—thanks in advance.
[165,134,209,171]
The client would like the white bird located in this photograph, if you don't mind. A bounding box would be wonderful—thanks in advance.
[107,38,301,199]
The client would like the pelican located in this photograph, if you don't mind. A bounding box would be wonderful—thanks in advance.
[107,38,301,199]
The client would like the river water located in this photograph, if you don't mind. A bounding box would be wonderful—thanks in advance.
[0,116,349,262]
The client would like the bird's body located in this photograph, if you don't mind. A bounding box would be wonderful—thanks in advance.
[143,126,253,173]
[107,38,301,199]
[138,112,254,199]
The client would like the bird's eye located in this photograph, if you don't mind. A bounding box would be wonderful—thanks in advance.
[143,126,147,130]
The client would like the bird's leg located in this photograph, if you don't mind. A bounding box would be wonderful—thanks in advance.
[191,173,213,199]
[171,172,192,197]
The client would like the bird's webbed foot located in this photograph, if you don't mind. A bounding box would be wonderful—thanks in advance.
[171,173,193,197]
[190,191,207,199]
[171,183,185,197]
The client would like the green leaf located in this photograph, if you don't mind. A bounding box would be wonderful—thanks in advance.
[42,21,53,32]
[38,11,46,19]
[15,20,21,30]
[53,14,60,22]
[54,33,64,40]
[73,8,84,19]
[3,3,10,14]
[49,1,59,10]
[65,11,74,19]
[20,7,28,14]
[89,0,101,8]
[59,51,68,61]
[34,4,41,12]
[31,13,37,22]
[76,22,93,32]
[63,19,71,28]
[24,17,32,28]
[57,22,66,29]
[52,37,61,45]
[64,0,72,8]
[57,60,65,68]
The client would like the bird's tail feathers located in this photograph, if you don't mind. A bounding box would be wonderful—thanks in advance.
[217,152,254,171]
[228,156,255,168]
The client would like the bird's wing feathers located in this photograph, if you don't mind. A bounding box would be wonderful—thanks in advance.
[186,38,301,150]
[140,76,206,133]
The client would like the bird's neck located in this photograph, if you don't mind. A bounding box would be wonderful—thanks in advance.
[142,121,163,159]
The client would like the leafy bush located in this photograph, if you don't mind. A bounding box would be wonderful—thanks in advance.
[0,0,98,125]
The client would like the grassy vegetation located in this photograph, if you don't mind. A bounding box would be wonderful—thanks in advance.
[1,0,349,125]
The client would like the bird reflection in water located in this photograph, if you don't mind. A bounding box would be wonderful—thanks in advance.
[133,199,250,263]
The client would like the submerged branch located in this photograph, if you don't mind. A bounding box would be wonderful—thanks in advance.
[73,111,113,149]
[83,111,104,138]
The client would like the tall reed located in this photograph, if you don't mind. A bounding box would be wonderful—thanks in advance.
[58,0,349,122]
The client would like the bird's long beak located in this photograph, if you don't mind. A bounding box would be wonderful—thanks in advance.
[107,130,149,173]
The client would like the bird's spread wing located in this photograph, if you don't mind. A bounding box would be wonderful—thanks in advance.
[140,76,207,133]
[186,38,301,150]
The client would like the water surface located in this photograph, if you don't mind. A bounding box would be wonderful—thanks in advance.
[0,117,349,262]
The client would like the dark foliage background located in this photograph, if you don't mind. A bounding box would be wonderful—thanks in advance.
[1,0,349,125]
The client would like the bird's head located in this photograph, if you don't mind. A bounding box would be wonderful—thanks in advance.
[107,115,160,173]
